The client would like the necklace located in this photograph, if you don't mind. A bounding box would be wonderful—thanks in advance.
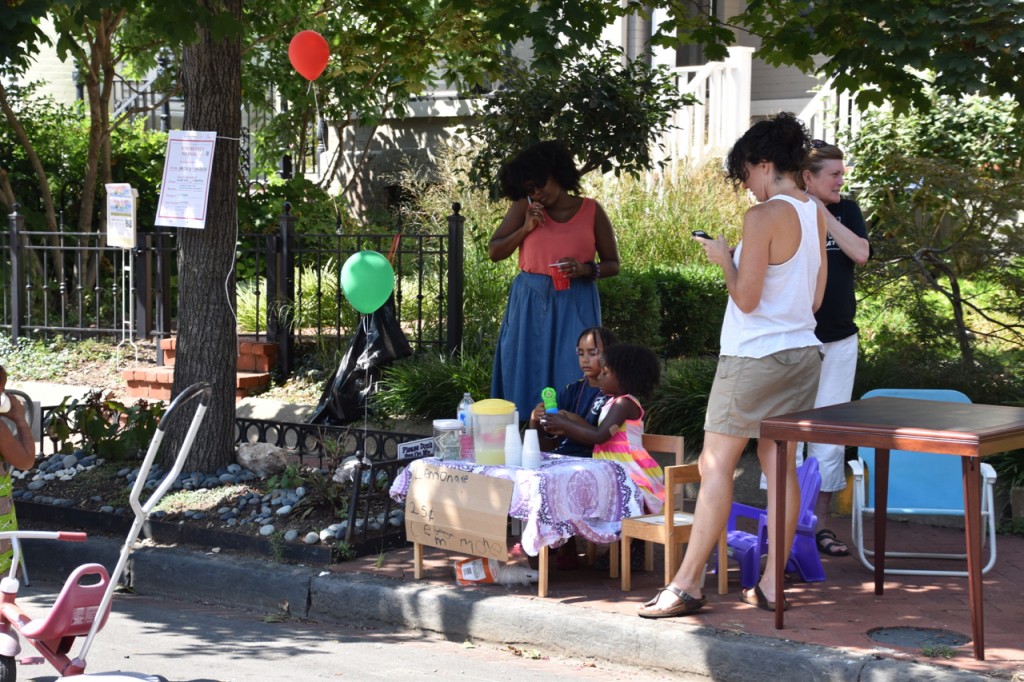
[574,379,604,415]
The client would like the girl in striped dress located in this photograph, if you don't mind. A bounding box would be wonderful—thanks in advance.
[540,343,665,513]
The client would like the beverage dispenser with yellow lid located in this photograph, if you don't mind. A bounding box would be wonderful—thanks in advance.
[471,398,517,465]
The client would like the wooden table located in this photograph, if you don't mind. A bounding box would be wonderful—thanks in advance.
[760,396,1024,660]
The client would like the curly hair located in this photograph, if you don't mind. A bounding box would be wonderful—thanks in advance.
[498,140,582,200]
[725,112,811,188]
[601,343,660,400]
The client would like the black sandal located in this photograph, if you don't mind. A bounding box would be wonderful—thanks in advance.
[815,528,850,557]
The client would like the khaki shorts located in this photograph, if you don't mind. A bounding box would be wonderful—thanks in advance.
[704,346,822,439]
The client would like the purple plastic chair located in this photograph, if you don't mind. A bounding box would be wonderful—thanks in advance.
[722,457,825,588]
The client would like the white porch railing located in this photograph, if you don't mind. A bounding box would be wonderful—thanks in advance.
[797,84,863,146]
[112,67,161,120]
[659,46,864,168]
[657,46,753,169]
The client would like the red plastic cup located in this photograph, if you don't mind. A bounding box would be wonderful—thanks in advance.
[549,264,570,291]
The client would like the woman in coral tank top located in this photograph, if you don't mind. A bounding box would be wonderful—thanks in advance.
[487,141,620,418]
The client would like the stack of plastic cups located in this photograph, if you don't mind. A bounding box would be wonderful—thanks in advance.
[521,429,542,469]
[504,424,522,467]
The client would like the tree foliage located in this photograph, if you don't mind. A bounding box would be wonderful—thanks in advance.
[466,45,693,192]
[848,92,1024,364]
[649,0,1024,113]
[240,1,627,194]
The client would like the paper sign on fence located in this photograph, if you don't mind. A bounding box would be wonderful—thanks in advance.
[105,183,137,249]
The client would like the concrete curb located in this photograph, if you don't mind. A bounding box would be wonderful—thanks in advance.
[23,538,990,681]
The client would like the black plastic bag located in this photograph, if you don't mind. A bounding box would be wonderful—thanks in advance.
[307,304,412,425]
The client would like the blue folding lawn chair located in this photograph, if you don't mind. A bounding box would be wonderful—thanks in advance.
[848,388,999,577]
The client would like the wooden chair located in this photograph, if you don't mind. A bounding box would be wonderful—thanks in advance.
[591,433,686,577]
[619,454,728,595]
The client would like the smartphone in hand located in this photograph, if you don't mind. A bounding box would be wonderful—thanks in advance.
[691,230,713,239]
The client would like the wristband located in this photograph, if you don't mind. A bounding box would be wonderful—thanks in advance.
[587,261,601,280]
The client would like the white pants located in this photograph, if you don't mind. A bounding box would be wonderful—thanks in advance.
[760,334,859,493]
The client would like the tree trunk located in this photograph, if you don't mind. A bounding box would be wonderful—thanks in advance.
[0,81,67,289]
[167,0,243,472]
[0,83,58,231]
[77,10,121,294]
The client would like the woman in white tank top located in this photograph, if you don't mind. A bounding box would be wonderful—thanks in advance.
[639,112,828,618]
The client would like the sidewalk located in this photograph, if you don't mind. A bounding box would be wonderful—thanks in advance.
[332,520,1023,679]
[12,383,1023,679]
[27,513,1022,681]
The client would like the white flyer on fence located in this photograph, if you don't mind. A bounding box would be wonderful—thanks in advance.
[104,183,137,249]
[154,130,217,229]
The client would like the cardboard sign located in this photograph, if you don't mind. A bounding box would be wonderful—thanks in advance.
[404,461,513,561]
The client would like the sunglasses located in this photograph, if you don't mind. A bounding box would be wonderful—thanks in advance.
[811,139,829,149]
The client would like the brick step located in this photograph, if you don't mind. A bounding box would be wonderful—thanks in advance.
[159,338,278,373]
[120,367,271,401]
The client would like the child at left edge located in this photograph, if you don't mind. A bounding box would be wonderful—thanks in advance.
[0,365,37,573]
[540,343,665,514]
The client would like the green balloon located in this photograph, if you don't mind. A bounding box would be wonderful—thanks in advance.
[340,251,395,314]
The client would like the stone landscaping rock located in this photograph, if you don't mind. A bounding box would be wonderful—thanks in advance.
[236,442,288,476]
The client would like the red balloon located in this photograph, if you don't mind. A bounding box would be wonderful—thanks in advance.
[288,30,329,81]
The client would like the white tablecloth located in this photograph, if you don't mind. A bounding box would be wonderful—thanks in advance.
[389,456,644,556]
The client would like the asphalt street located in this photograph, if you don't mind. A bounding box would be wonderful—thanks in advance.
[11,586,698,682]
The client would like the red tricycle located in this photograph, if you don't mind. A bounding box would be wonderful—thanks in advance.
[0,382,211,681]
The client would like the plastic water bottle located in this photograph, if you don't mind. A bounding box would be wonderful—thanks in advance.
[457,392,475,460]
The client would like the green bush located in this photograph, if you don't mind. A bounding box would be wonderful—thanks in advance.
[596,265,726,358]
[588,161,748,269]
[597,272,662,349]
[372,347,494,421]
[644,357,718,452]
[651,264,728,357]
[854,348,1024,407]
[45,391,166,462]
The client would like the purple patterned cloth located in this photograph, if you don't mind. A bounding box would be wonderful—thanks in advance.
[389,456,644,556]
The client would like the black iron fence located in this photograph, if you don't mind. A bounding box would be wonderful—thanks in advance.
[2,203,466,377]
[34,403,429,558]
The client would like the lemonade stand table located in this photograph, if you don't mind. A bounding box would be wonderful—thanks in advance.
[390,456,644,597]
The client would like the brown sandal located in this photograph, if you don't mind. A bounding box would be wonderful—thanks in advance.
[638,585,707,619]
[739,584,790,612]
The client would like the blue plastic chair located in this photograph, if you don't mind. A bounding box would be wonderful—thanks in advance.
[849,388,998,576]
[722,457,825,589]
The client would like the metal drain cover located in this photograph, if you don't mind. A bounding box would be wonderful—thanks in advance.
[868,627,970,648]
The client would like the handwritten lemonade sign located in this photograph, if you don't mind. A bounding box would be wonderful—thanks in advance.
[405,461,513,561]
